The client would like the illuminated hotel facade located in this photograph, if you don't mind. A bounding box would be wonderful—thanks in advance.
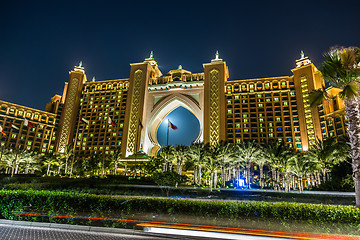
[0,52,347,157]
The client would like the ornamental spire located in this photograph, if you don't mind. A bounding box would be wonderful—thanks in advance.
[74,60,85,72]
[300,50,305,59]
[211,50,223,62]
[145,51,154,61]
[296,50,311,68]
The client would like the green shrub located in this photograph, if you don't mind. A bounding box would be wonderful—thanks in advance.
[0,190,359,234]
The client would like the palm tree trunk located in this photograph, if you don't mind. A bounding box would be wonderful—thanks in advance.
[311,173,315,186]
[47,163,50,175]
[221,165,225,187]
[15,163,19,174]
[124,163,127,176]
[345,98,360,208]
[65,157,69,174]
[194,166,198,185]
[315,170,321,187]
[277,170,281,190]
[198,165,202,185]
[214,171,217,189]
[101,157,105,178]
[321,169,327,184]
[11,151,18,177]
[246,164,251,189]
[236,163,240,183]
[114,162,117,175]
[259,164,264,188]
[271,169,276,190]
[210,172,214,191]
[25,163,30,174]
[306,173,311,188]
[298,176,303,192]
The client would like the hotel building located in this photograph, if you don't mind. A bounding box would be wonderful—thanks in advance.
[0,52,346,157]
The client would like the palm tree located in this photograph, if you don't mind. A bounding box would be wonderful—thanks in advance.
[10,149,33,176]
[42,153,59,175]
[306,137,346,185]
[173,145,189,176]
[262,140,295,191]
[253,150,268,189]
[309,46,360,206]
[21,151,38,174]
[0,149,13,174]
[204,143,220,191]
[215,141,236,188]
[109,149,122,175]
[159,145,175,172]
[60,144,73,175]
[188,142,205,185]
[237,140,261,189]
[289,154,315,192]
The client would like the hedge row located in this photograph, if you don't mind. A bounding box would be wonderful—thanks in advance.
[0,190,359,233]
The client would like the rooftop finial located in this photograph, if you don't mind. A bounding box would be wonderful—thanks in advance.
[178,65,182,69]
[74,60,85,72]
[296,50,311,68]
[211,50,223,62]
[145,51,154,61]
[92,76,95,82]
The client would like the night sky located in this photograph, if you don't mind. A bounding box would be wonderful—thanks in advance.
[1,1,359,145]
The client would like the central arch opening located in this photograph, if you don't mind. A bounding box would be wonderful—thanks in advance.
[156,106,200,146]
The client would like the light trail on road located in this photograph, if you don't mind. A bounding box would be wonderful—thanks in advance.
[11,212,360,240]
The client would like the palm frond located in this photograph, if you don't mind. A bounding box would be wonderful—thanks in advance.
[339,82,359,100]
[309,89,326,108]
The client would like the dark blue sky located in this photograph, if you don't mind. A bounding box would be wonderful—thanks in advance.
[1,0,360,110]
[157,107,200,147]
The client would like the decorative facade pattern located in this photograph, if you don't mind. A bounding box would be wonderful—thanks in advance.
[58,78,79,152]
[126,69,143,154]
[300,76,316,147]
[209,69,220,145]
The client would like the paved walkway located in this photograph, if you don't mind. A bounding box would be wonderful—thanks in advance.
[0,219,172,240]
